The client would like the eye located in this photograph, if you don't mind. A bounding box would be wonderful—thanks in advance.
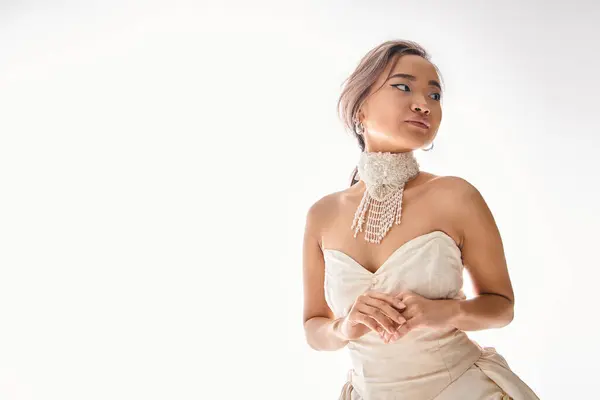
[392,83,409,92]
[392,84,442,102]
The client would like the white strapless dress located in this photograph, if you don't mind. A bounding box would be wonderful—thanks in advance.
[323,230,539,400]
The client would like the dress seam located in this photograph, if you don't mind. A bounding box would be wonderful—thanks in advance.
[430,344,483,399]
[436,338,453,381]
[429,339,453,399]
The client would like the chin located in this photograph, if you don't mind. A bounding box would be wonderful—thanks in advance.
[403,132,435,147]
[384,130,435,150]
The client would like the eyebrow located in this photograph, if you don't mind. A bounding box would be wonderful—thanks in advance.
[387,73,442,91]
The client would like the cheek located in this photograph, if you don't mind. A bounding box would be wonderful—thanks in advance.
[432,112,442,129]
[370,97,407,130]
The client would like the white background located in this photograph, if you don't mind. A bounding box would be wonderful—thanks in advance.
[1,1,599,399]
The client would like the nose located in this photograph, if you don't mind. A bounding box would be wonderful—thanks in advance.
[410,103,430,115]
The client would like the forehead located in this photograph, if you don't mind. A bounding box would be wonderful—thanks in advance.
[379,54,440,84]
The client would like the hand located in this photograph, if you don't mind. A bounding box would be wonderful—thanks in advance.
[336,290,407,341]
[381,290,459,342]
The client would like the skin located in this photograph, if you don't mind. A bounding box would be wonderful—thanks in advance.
[303,54,515,351]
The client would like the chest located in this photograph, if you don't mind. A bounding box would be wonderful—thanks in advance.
[322,233,465,318]
[321,180,460,274]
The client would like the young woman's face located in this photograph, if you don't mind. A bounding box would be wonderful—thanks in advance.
[359,54,443,152]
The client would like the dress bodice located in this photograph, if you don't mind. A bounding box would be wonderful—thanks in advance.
[324,230,466,317]
[323,230,538,399]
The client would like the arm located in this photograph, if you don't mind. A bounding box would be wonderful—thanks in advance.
[448,178,515,331]
[302,200,349,351]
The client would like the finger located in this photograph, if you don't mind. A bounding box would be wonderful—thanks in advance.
[356,303,398,334]
[382,330,394,344]
[395,290,414,301]
[363,293,406,315]
[381,327,397,343]
[353,311,384,334]
[401,305,417,319]
[362,296,407,326]
[366,291,406,310]
[385,323,406,343]
[394,322,412,339]
[358,304,398,334]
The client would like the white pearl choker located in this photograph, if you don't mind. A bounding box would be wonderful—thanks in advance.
[351,151,420,244]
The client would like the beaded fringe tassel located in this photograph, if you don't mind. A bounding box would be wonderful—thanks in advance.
[351,184,405,244]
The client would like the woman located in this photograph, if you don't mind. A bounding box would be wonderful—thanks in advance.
[302,40,540,399]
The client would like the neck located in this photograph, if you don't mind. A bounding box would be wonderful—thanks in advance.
[351,150,420,243]
[364,146,415,154]
[356,150,420,201]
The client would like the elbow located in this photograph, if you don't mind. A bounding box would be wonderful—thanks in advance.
[304,330,327,352]
[497,300,514,328]
[487,293,514,328]
[303,318,320,351]
[505,304,515,326]
[305,337,320,351]
[303,316,343,351]
[498,311,513,329]
[303,329,316,350]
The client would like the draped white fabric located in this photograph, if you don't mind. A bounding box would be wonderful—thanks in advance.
[324,231,539,400]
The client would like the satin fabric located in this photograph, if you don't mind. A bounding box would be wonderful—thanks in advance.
[323,231,539,400]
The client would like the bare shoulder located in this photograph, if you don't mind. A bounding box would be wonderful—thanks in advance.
[433,176,514,306]
[306,190,342,220]
[435,175,495,214]
[304,190,343,247]
[428,175,479,196]
[426,175,482,208]
[424,175,486,244]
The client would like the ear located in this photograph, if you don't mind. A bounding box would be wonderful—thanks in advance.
[356,107,367,121]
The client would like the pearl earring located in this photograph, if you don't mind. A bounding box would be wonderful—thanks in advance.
[353,118,365,135]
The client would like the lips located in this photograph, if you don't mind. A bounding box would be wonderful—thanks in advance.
[406,120,429,129]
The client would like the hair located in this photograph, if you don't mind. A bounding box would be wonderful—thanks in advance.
[336,40,443,186]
